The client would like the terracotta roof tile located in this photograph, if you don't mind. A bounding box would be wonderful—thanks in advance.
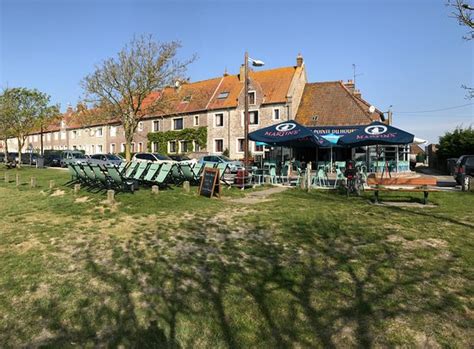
[295,82,384,126]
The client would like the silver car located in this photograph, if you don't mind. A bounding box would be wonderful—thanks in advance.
[60,150,89,167]
[88,153,123,167]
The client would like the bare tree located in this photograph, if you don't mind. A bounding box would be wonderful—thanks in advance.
[81,35,195,160]
[448,0,474,39]
[448,1,474,98]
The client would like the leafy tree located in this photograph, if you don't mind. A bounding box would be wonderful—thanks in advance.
[81,35,195,161]
[0,90,15,161]
[437,126,474,159]
[1,88,59,167]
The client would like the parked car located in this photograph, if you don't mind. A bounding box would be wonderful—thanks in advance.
[453,155,474,187]
[169,154,197,166]
[20,153,39,165]
[88,153,122,167]
[44,151,62,167]
[198,155,243,173]
[60,150,89,167]
[132,152,176,164]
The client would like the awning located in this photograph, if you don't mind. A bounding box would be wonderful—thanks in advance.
[337,121,414,147]
[249,120,329,148]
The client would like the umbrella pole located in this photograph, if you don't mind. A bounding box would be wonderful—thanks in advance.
[330,146,333,173]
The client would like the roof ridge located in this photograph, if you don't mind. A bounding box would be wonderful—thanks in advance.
[338,81,374,122]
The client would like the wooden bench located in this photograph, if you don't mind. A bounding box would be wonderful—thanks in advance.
[365,186,440,205]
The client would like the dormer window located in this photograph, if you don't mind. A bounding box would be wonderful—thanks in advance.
[217,92,229,99]
[248,91,256,105]
[182,95,191,103]
[312,115,319,122]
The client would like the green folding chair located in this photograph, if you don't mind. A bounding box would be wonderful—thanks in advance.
[142,163,161,183]
[192,163,203,178]
[124,161,139,179]
[91,164,113,189]
[66,164,80,185]
[151,163,173,188]
[178,163,199,184]
[131,162,149,182]
[106,166,135,192]
[72,164,89,185]
[216,163,230,185]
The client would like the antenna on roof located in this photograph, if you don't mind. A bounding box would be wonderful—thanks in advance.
[352,64,363,87]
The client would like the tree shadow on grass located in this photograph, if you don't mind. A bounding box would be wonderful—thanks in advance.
[23,216,470,348]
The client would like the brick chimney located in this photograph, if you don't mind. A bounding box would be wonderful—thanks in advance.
[296,53,303,67]
[354,89,361,98]
[344,80,355,93]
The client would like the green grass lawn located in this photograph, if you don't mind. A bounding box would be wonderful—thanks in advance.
[0,166,473,348]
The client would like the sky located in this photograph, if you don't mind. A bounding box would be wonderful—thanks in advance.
[0,0,473,144]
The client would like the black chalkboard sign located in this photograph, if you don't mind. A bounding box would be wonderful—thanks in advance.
[199,168,220,198]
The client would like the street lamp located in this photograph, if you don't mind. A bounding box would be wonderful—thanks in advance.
[244,51,265,171]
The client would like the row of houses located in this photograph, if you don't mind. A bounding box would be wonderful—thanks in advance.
[2,55,385,159]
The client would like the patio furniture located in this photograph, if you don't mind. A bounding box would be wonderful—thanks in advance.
[264,166,277,184]
[91,164,113,189]
[106,166,135,192]
[313,168,328,187]
[130,162,150,181]
[334,168,345,188]
[180,164,200,184]
[151,163,173,188]
[124,161,139,178]
[142,163,161,183]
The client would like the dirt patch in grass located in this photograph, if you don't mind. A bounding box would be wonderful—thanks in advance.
[50,189,65,197]
[75,197,90,203]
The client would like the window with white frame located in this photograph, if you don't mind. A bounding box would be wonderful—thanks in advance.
[242,110,259,126]
[33,135,38,142]
[54,132,59,140]
[194,142,201,152]
[138,142,143,152]
[97,145,103,153]
[273,108,281,120]
[96,127,103,137]
[131,142,135,153]
[248,91,256,105]
[169,141,177,153]
[214,139,224,153]
[110,126,117,137]
[194,115,199,126]
[138,122,144,132]
[173,118,183,130]
[214,113,224,127]
[180,140,189,153]
[91,145,95,154]
[237,138,245,153]
[121,143,126,152]
[47,133,51,141]
[71,130,77,139]
[152,120,160,132]
[152,142,159,153]
[110,143,116,153]
[249,111,259,125]
[60,131,66,140]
